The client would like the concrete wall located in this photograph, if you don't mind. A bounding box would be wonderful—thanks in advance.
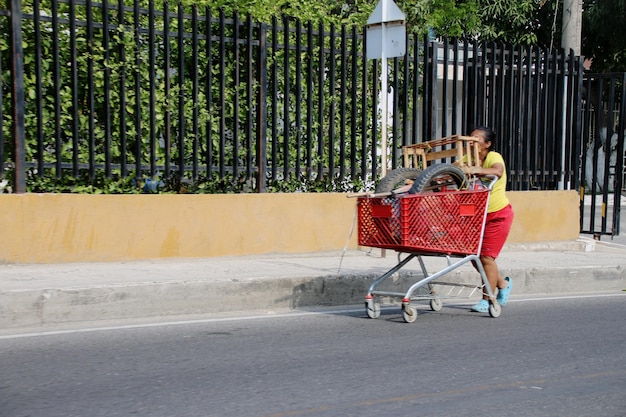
[0,190,580,264]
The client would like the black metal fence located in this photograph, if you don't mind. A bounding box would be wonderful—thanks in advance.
[1,0,585,194]
[580,73,626,238]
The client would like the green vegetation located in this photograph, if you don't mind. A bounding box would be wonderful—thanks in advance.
[193,0,624,71]
[1,0,623,194]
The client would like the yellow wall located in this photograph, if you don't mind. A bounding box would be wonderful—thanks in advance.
[506,190,579,243]
[0,190,579,263]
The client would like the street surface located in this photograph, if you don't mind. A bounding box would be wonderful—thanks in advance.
[1,293,625,417]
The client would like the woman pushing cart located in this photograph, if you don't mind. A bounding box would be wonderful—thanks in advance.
[460,126,514,313]
[358,126,514,322]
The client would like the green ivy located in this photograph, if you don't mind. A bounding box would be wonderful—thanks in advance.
[11,167,375,194]
[1,1,383,194]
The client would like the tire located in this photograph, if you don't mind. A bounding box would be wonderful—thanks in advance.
[409,163,467,194]
[375,168,421,194]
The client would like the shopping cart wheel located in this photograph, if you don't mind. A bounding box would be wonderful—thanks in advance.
[365,300,381,319]
[430,298,443,311]
[402,305,418,323]
[488,302,501,318]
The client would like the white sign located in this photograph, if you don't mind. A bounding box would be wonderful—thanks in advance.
[366,0,406,60]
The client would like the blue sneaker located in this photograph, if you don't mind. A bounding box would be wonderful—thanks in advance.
[496,277,512,306]
[470,299,489,312]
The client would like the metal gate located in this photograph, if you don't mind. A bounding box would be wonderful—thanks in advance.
[580,73,626,239]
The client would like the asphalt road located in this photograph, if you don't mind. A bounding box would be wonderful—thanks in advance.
[1,293,625,417]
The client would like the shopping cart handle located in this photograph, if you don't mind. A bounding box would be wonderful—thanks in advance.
[483,175,498,190]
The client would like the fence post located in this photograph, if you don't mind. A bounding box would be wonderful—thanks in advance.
[10,0,25,193]
[256,23,268,192]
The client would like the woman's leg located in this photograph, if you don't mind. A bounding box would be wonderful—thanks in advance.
[479,255,508,300]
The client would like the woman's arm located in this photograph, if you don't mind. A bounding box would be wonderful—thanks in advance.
[472,162,504,178]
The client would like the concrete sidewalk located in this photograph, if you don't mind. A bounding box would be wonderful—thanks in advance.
[1,237,626,331]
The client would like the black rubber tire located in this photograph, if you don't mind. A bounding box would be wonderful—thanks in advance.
[375,168,422,194]
[409,163,467,193]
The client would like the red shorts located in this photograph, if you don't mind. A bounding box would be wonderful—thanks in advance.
[480,204,514,259]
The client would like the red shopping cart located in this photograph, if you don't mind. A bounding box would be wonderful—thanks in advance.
[357,176,501,322]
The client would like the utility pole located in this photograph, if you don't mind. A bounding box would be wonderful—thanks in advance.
[561,0,583,54]
[559,0,583,191]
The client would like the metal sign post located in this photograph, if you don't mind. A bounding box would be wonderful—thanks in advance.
[366,0,406,177]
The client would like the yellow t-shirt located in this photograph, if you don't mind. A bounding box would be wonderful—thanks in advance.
[483,151,509,213]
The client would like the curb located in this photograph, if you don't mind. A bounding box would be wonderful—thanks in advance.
[2,262,625,330]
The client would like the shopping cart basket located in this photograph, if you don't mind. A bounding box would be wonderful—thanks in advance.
[357,177,501,322]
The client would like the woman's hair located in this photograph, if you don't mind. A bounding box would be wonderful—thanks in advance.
[471,126,497,150]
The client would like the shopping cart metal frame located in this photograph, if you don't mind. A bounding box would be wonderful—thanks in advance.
[358,176,501,323]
